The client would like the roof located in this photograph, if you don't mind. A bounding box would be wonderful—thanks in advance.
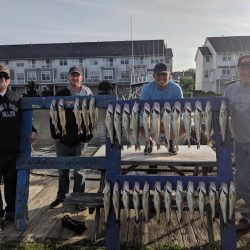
[207,36,250,53]
[199,47,212,56]
[0,40,173,60]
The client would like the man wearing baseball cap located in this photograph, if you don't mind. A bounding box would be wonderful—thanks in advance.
[49,66,93,209]
[140,62,183,155]
[0,64,37,227]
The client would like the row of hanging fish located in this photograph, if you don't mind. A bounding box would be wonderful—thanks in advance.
[103,180,236,225]
[105,100,228,151]
[50,97,98,136]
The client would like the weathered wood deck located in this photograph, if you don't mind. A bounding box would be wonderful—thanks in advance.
[0,145,249,249]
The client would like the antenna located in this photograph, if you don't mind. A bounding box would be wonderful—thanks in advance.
[131,16,135,85]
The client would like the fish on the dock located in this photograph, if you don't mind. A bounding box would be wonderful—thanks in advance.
[163,181,172,224]
[122,103,131,148]
[229,181,236,221]
[114,104,123,149]
[58,99,66,136]
[204,100,213,142]
[131,102,141,151]
[209,182,217,221]
[89,97,98,132]
[197,181,206,223]
[73,97,83,135]
[151,102,161,150]
[153,181,161,224]
[183,101,192,148]
[162,102,172,149]
[112,181,120,224]
[172,101,181,151]
[105,104,114,145]
[122,181,130,221]
[194,101,203,149]
[219,100,228,144]
[142,181,150,222]
[49,99,60,135]
[176,180,184,222]
[82,98,90,136]
[187,181,195,220]
[219,182,228,224]
[103,181,111,225]
[142,102,151,149]
[132,181,140,223]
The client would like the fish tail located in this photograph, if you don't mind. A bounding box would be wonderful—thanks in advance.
[157,144,161,150]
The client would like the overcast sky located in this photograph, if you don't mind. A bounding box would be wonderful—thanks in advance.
[1,0,250,70]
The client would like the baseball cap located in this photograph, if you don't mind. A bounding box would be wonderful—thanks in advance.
[68,66,83,75]
[153,63,168,73]
[0,64,10,76]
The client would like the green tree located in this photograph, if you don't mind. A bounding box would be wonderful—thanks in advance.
[180,77,194,92]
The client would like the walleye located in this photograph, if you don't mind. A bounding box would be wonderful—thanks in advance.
[73,97,83,135]
[142,102,151,149]
[219,100,228,144]
[131,102,141,151]
[209,182,217,221]
[187,181,195,220]
[204,100,213,142]
[153,181,161,224]
[122,103,131,148]
[151,102,161,150]
[89,97,98,132]
[183,102,192,148]
[50,99,60,135]
[142,181,150,222]
[176,180,184,221]
[58,99,66,136]
[112,181,120,224]
[219,182,228,224]
[229,181,236,221]
[105,104,114,145]
[163,181,172,224]
[82,98,90,136]
[103,181,111,225]
[133,181,140,223]
[114,104,123,149]
[162,102,172,149]
[194,101,203,149]
[172,101,181,151]
[197,181,206,223]
[122,181,130,221]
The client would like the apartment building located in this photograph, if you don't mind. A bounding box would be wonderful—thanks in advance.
[195,36,250,94]
[0,40,173,97]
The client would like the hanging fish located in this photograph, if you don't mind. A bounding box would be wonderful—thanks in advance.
[58,98,66,136]
[112,181,120,224]
[122,181,130,222]
[142,181,150,222]
[219,100,228,144]
[162,102,172,150]
[219,182,228,224]
[132,181,140,223]
[73,97,83,135]
[151,102,161,150]
[114,103,123,149]
[176,180,184,222]
[142,102,151,150]
[131,102,140,151]
[204,100,213,143]
[89,97,98,132]
[197,181,206,223]
[82,98,90,136]
[183,101,192,148]
[103,181,111,225]
[194,101,202,149]
[172,101,181,151]
[163,181,172,224]
[122,103,131,148]
[229,181,236,221]
[153,181,161,224]
[105,104,114,145]
[209,182,217,221]
[187,181,195,220]
[49,99,60,135]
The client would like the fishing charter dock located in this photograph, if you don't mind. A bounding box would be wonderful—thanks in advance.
[0,144,249,249]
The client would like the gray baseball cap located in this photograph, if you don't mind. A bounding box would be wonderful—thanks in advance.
[0,64,10,76]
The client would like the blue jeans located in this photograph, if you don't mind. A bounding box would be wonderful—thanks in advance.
[235,142,250,222]
[55,142,85,201]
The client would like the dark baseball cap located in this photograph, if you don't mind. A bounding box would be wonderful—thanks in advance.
[68,66,83,75]
[0,64,10,76]
[153,62,168,73]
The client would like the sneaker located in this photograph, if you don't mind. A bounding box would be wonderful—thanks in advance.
[144,140,153,155]
[168,140,177,155]
[236,218,250,231]
[62,215,87,234]
[49,199,63,209]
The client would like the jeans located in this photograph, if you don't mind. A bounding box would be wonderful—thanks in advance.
[55,142,85,201]
[234,141,250,222]
[0,156,17,217]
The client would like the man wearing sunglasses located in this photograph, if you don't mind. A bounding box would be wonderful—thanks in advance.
[0,65,37,226]
[224,55,250,231]
[140,62,183,155]
[49,66,93,209]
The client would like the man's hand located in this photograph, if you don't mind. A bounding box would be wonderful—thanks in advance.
[29,131,37,143]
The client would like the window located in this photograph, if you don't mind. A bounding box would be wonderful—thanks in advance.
[222,55,231,61]
[222,69,230,75]
[204,70,208,78]
[103,69,113,80]
[41,71,51,81]
[46,59,52,67]
[59,59,67,66]
[27,71,37,81]
[16,62,24,67]
[60,72,68,81]
[206,57,210,62]
[90,59,98,65]
[121,58,129,65]
[121,71,129,81]
[17,73,24,82]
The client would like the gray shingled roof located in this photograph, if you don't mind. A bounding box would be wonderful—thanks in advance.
[0,40,172,60]
[207,36,250,53]
[199,47,212,56]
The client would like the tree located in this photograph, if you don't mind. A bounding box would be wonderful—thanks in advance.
[180,77,194,92]
[24,81,39,97]
[98,80,113,94]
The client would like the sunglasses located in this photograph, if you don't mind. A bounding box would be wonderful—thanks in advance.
[70,72,81,77]
[0,73,10,79]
